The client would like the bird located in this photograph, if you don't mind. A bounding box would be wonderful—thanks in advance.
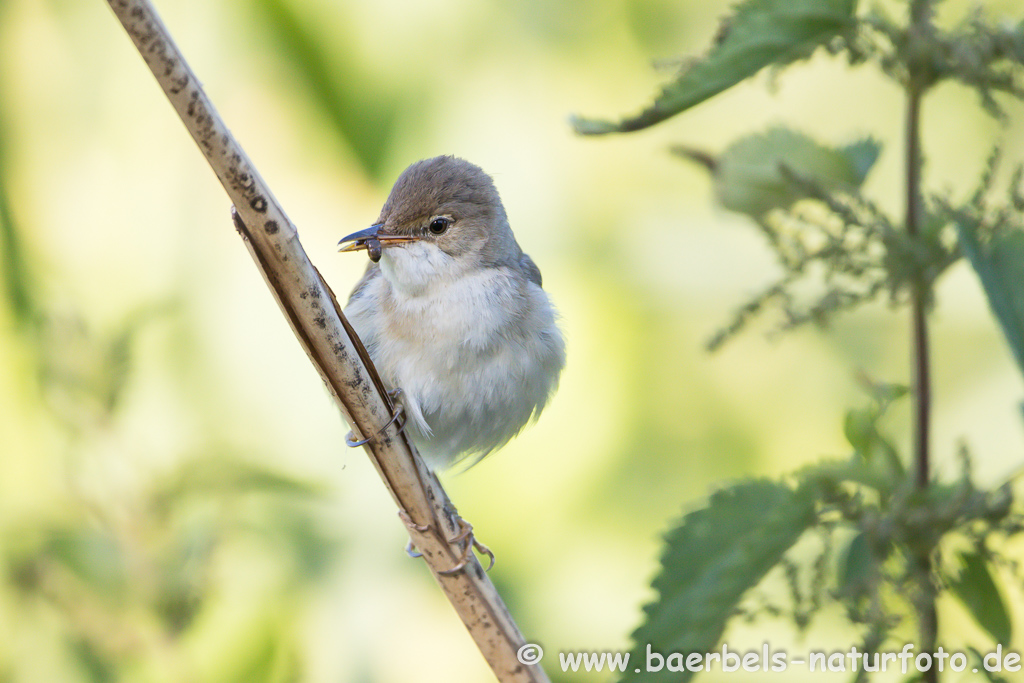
[338,155,565,471]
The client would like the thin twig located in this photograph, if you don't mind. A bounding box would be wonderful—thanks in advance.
[103,2,548,680]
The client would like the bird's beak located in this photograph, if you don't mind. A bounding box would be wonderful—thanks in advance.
[337,224,418,254]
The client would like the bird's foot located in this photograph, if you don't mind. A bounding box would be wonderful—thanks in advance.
[345,390,406,447]
[399,509,429,559]
[439,516,495,575]
[398,510,495,575]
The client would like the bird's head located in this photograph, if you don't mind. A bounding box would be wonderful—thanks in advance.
[339,156,521,293]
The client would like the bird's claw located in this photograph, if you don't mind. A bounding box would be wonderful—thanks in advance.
[398,509,429,532]
[398,510,495,575]
[399,509,428,560]
[439,517,495,575]
[345,397,406,447]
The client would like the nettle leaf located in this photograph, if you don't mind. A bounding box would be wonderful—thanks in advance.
[948,549,1012,646]
[622,480,817,683]
[837,531,874,600]
[957,224,1024,380]
[843,406,904,488]
[572,0,858,135]
[967,647,1014,683]
[841,138,883,181]
[703,128,881,218]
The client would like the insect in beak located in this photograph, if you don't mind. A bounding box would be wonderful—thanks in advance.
[338,224,419,263]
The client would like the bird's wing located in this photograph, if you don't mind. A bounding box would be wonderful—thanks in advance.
[519,254,543,287]
[315,261,393,408]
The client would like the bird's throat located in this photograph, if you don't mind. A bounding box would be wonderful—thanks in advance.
[379,242,462,299]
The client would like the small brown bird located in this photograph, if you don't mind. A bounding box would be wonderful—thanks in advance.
[339,156,566,470]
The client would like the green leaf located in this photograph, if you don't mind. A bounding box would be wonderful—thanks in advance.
[704,128,880,218]
[152,456,327,512]
[957,224,1024,380]
[842,404,904,487]
[572,0,858,135]
[100,303,172,413]
[46,528,127,597]
[250,0,401,181]
[841,138,883,182]
[843,407,875,455]
[948,549,1012,646]
[837,531,874,600]
[0,104,38,332]
[867,380,909,408]
[967,647,1014,683]
[68,636,116,683]
[843,379,907,476]
[622,480,816,682]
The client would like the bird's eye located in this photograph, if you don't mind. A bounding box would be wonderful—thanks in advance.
[428,217,450,235]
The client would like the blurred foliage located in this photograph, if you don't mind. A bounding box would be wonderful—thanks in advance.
[0,107,36,334]
[580,0,1024,355]
[0,306,339,682]
[623,480,817,682]
[572,0,860,134]
[850,4,1024,119]
[948,547,1012,646]
[951,162,1024,379]
[627,386,1022,683]
[577,0,1024,681]
[673,128,902,349]
[248,0,405,183]
[0,102,339,683]
[675,128,881,218]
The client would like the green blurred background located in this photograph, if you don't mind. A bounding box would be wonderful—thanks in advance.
[2,0,1024,681]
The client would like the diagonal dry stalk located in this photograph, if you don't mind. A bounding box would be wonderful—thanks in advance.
[103,1,549,681]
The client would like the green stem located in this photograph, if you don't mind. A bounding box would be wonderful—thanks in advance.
[906,2,936,681]
[905,86,930,490]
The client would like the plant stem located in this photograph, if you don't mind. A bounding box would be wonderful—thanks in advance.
[906,0,932,491]
[905,86,930,490]
[906,2,936,680]
[907,81,938,683]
